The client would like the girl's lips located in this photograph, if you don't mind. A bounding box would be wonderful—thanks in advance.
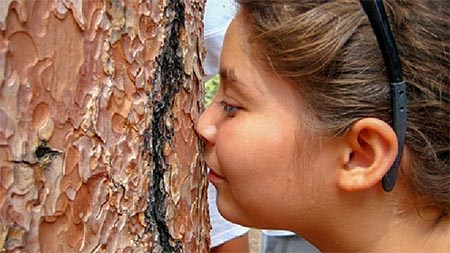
[207,169,225,182]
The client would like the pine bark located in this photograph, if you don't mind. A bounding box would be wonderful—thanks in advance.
[0,0,208,252]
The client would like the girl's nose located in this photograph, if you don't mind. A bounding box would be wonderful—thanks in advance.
[195,107,218,145]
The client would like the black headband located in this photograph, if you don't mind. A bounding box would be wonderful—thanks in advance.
[360,0,407,192]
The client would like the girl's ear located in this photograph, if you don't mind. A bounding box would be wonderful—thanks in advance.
[337,118,398,192]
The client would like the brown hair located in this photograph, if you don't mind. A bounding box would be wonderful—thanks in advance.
[236,0,449,218]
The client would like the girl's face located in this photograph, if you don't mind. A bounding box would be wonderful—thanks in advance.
[196,14,339,230]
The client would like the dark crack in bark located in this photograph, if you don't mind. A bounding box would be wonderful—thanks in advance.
[144,0,185,252]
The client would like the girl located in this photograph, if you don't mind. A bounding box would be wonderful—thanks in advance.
[196,0,449,252]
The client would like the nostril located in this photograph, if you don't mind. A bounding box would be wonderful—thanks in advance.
[195,121,217,145]
[195,107,217,145]
[195,129,207,144]
[195,114,216,145]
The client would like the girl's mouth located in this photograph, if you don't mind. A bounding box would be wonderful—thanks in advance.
[207,169,226,182]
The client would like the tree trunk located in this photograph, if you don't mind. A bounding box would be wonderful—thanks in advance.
[0,0,208,252]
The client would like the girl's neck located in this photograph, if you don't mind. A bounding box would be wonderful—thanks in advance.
[300,202,449,253]
[364,213,449,253]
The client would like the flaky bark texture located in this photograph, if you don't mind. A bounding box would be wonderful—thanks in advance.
[0,0,209,252]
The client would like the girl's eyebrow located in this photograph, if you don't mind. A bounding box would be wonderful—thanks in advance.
[219,67,240,83]
[219,67,263,96]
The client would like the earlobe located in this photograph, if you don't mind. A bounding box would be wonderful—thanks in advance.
[337,118,398,192]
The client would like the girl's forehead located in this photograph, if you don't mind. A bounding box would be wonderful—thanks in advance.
[227,11,255,50]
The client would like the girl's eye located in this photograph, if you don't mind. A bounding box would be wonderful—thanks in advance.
[218,100,239,115]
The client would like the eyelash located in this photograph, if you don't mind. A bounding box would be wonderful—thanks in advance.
[218,100,239,115]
